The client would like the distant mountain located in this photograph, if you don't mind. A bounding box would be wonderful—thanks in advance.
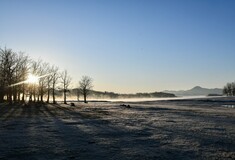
[163,86,223,96]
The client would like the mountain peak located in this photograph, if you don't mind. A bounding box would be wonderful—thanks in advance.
[192,86,203,90]
[164,86,223,96]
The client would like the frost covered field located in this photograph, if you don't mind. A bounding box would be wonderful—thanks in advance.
[0,97,235,159]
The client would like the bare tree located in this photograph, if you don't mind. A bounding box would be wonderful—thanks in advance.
[61,70,72,104]
[51,66,59,104]
[0,48,6,102]
[0,47,18,103]
[38,62,50,102]
[79,76,93,103]
[46,65,54,103]
[232,82,235,96]
[223,85,229,96]
[13,52,29,102]
[30,59,42,102]
[0,47,66,105]
[0,47,31,103]
[223,82,235,96]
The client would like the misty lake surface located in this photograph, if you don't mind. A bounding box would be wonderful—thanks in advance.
[88,95,216,102]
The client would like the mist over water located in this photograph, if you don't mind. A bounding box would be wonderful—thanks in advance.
[61,95,213,102]
[94,96,209,102]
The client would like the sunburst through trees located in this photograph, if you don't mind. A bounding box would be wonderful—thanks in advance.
[0,47,64,103]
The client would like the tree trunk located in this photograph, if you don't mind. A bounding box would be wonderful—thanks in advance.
[34,85,36,102]
[0,85,4,103]
[40,87,43,102]
[13,87,17,103]
[52,83,56,104]
[40,91,43,102]
[37,93,39,102]
[64,90,66,104]
[29,94,32,102]
[17,92,20,102]
[47,87,50,103]
[8,88,13,104]
[0,93,4,103]
[22,84,25,102]
[53,90,55,104]
[41,95,43,102]
[84,93,87,103]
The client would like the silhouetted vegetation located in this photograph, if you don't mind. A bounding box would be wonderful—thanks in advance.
[0,47,29,103]
[1,46,178,104]
[51,66,60,104]
[61,70,72,104]
[207,94,222,97]
[79,76,93,103]
[70,89,176,99]
[0,47,72,104]
[223,82,235,96]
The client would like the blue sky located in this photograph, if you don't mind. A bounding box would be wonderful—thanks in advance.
[1,0,235,93]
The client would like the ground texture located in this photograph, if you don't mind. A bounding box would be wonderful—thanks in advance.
[0,97,235,159]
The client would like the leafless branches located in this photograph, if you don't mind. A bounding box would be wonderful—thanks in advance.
[0,47,69,104]
[79,76,93,103]
[61,70,72,104]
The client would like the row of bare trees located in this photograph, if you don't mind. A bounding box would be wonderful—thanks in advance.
[29,59,63,104]
[0,47,93,104]
[0,48,29,103]
[223,82,235,96]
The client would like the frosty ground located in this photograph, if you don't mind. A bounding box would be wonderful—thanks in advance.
[0,97,235,159]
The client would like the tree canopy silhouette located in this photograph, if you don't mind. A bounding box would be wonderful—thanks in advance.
[79,76,93,103]
[0,47,65,104]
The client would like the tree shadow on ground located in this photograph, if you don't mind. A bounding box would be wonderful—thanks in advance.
[0,103,234,159]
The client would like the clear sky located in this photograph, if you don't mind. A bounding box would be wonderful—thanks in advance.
[1,0,235,93]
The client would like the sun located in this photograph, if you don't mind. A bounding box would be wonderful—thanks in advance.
[26,74,39,84]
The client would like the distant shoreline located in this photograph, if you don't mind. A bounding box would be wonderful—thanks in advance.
[58,95,229,103]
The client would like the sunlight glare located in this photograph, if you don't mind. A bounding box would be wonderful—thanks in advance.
[26,74,39,84]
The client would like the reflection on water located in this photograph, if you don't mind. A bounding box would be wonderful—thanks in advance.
[222,105,235,108]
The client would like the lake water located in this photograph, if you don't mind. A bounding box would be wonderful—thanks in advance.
[88,95,210,102]
[55,95,227,103]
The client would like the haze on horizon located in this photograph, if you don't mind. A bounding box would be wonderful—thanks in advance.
[1,0,235,93]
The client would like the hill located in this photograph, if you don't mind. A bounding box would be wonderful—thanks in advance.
[163,86,223,96]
